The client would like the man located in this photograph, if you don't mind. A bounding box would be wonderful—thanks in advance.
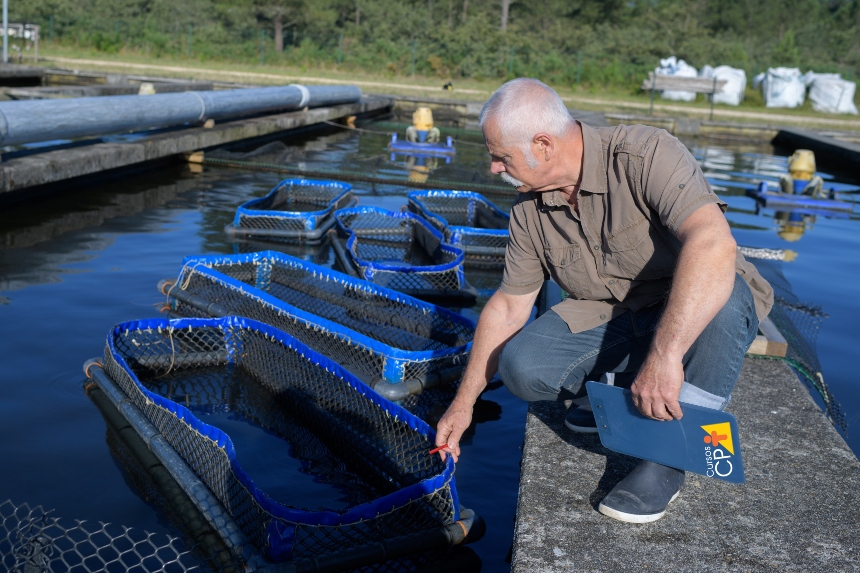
[434,78,773,523]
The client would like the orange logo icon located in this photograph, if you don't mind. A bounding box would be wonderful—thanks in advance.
[701,422,734,455]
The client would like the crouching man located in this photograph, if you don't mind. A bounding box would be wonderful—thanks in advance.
[435,78,773,523]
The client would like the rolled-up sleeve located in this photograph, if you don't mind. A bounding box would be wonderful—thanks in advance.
[640,133,727,234]
[500,198,546,295]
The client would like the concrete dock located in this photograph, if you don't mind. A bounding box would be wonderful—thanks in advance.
[511,358,860,572]
[0,95,391,199]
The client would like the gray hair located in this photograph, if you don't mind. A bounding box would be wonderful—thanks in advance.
[479,78,574,167]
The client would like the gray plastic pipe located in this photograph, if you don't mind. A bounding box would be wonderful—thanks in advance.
[0,84,362,146]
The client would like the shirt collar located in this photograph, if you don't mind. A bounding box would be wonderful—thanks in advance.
[539,121,607,208]
[577,121,608,195]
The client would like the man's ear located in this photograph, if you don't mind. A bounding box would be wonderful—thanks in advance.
[534,133,553,161]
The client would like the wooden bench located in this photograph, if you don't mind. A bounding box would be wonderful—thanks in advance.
[641,72,728,120]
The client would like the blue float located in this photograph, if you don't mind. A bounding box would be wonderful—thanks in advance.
[388,133,456,161]
[745,182,853,216]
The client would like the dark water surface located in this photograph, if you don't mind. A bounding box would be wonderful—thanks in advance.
[1,121,858,572]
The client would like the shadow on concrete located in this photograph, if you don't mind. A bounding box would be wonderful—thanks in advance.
[528,400,639,510]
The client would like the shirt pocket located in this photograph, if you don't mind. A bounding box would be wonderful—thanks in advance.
[543,243,587,298]
[606,217,676,280]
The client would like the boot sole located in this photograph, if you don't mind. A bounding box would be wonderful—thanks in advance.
[563,419,599,433]
[597,491,680,524]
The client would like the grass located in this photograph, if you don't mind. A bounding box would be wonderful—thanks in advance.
[30,44,860,132]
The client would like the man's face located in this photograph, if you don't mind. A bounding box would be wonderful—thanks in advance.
[483,119,542,193]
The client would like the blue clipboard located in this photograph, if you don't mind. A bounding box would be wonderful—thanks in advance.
[586,382,745,484]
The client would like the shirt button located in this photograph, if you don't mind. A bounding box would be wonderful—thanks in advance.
[592,245,599,251]
[600,314,607,319]
[608,279,615,285]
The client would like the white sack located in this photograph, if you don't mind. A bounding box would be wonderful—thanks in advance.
[762,67,805,108]
[656,56,698,102]
[803,72,858,114]
[699,65,747,106]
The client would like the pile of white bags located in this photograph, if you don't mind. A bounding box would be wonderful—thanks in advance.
[802,72,858,114]
[753,68,806,108]
[656,56,698,101]
[699,65,747,106]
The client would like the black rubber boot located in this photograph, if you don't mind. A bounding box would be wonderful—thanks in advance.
[564,406,598,433]
[598,460,685,523]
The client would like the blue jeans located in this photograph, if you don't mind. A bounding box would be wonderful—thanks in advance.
[498,274,759,410]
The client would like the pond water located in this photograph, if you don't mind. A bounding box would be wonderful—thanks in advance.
[1,118,858,573]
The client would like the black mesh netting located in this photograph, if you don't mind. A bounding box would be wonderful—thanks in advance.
[407,194,509,269]
[746,255,844,431]
[234,180,353,235]
[0,499,237,573]
[102,319,457,567]
[334,210,465,292]
[168,254,473,385]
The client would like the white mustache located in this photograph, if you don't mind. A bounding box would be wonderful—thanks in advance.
[500,172,525,188]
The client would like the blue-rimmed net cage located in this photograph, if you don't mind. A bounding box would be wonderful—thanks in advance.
[227,178,354,242]
[407,191,510,269]
[100,316,460,566]
[333,207,467,293]
[163,251,474,387]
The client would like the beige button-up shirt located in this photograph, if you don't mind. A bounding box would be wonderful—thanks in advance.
[500,122,774,333]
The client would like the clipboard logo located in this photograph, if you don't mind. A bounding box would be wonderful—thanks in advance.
[702,422,735,478]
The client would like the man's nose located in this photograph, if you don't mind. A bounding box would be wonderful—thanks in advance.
[490,160,505,174]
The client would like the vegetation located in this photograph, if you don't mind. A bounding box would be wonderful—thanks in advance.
[13,0,860,92]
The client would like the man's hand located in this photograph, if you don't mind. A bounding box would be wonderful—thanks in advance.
[630,351,685,421]
[434,402,473,462]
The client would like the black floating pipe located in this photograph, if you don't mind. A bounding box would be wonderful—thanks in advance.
[371,365,464,402]
[461,245,507,257]
[326,230,362,278]
[82,360,272,572]
[289,508,485,573]
[159,279,230,317]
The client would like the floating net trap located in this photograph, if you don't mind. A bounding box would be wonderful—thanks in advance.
[332,207,474,304]
[745,253,844,430]
[224,178,354,243]
[160,252,474,397]
[407,190,509,269]
[95,316,467,567]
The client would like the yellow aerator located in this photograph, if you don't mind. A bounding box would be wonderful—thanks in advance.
[788,149,816,181]
[412,107,435,131]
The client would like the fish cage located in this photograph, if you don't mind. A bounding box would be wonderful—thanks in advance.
[85,316,483,570]
[331,207,476,306]
[159,251,474,399]
[224,178,355,243]
[407,190,509,269]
